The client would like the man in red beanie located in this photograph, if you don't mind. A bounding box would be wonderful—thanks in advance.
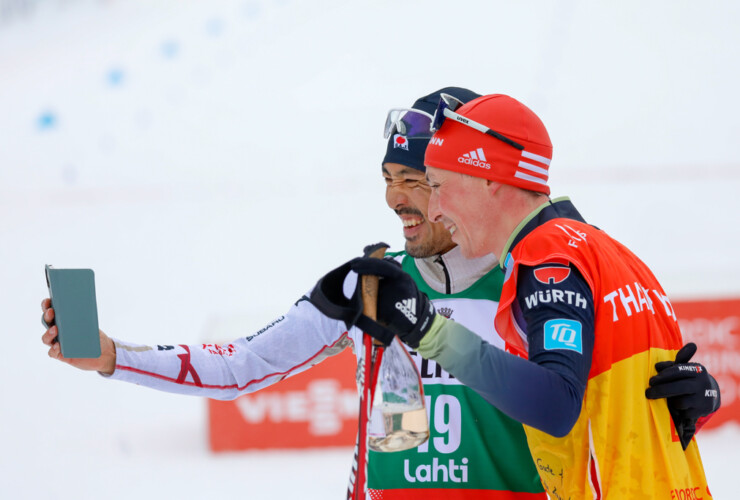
[346,94,718,498]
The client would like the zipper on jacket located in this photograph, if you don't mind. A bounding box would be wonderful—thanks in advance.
[435,256,452,295]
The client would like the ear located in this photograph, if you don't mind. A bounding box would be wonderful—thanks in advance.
[486,179,504,196]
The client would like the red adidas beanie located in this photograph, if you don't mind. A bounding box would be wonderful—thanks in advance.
[424,94,553,195]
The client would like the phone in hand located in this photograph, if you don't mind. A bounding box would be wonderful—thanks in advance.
[45,265,101,358]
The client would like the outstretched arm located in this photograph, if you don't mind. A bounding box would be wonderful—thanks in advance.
[41,295,351,400]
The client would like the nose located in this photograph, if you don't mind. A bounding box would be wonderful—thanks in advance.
[386,182,409,210]
[427,189,442,223]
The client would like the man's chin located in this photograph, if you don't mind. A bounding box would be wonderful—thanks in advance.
[405,239,451,259]
[403,240,429,258]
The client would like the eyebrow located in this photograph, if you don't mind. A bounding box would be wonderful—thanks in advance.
[382,166,424,177]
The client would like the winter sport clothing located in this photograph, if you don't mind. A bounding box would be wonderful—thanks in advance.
[645,342,721,449]
[348,257,436,349]
[367,249,544,498]
[424,94,553,195]
[105,245,546,499]
[308,255,437,348]
[382,87,481,172]
[417,197,713,499]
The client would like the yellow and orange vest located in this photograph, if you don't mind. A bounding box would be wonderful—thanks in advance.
[497,217,711,499]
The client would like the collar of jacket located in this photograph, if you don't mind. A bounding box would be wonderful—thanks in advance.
[499,196,589,270]
[415,245,498,295]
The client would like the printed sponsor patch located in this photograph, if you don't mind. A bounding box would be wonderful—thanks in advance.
[395,297,417,324]
[534,264,571,285]
[393,134,409,150]
[457,147,491,169]
[524,289,589,310]
[202,343,236,357]
[247,316,285,341]
[114,342,152,352]
[544,319,583,353]
[437,307,454,319]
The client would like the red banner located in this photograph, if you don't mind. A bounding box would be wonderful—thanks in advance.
[208,348,358,451]
[208,297,740,451]
[673,297,740,429]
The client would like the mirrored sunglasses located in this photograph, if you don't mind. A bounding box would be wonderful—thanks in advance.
[383,108,435,139]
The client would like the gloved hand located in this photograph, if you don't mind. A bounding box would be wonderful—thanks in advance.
[349,257,436,349]
[645,342,721,450]
[308,258,364,330]
[309,243,437,348]
[308,243,398,345]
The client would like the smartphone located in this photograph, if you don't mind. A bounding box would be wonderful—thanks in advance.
[45,265,101,358]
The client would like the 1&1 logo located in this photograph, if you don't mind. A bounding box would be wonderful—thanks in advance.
[544,319,583,353]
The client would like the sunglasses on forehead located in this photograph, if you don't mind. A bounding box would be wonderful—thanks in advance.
[383,108,435,139]
[432,93,524,151]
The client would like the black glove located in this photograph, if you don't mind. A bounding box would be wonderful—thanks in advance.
[308,258,364,330]
[645,342,721,450]
[349,257,436,349]
[309,243,399,346]
[309,243,436,348]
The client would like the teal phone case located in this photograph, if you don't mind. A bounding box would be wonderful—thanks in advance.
[45,265,101,358]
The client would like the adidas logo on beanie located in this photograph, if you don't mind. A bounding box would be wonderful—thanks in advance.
[424,94,553,195]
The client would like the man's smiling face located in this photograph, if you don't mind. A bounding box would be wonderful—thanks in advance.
[383,162,456,258]
[426,165,497,260]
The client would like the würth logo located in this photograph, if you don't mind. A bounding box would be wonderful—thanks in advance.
[458,148,491,169]
[396,298,418,324]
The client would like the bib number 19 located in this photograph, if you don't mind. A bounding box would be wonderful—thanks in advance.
[418,395,461,454]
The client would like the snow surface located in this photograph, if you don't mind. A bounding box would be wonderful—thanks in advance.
[1,0,739,498]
